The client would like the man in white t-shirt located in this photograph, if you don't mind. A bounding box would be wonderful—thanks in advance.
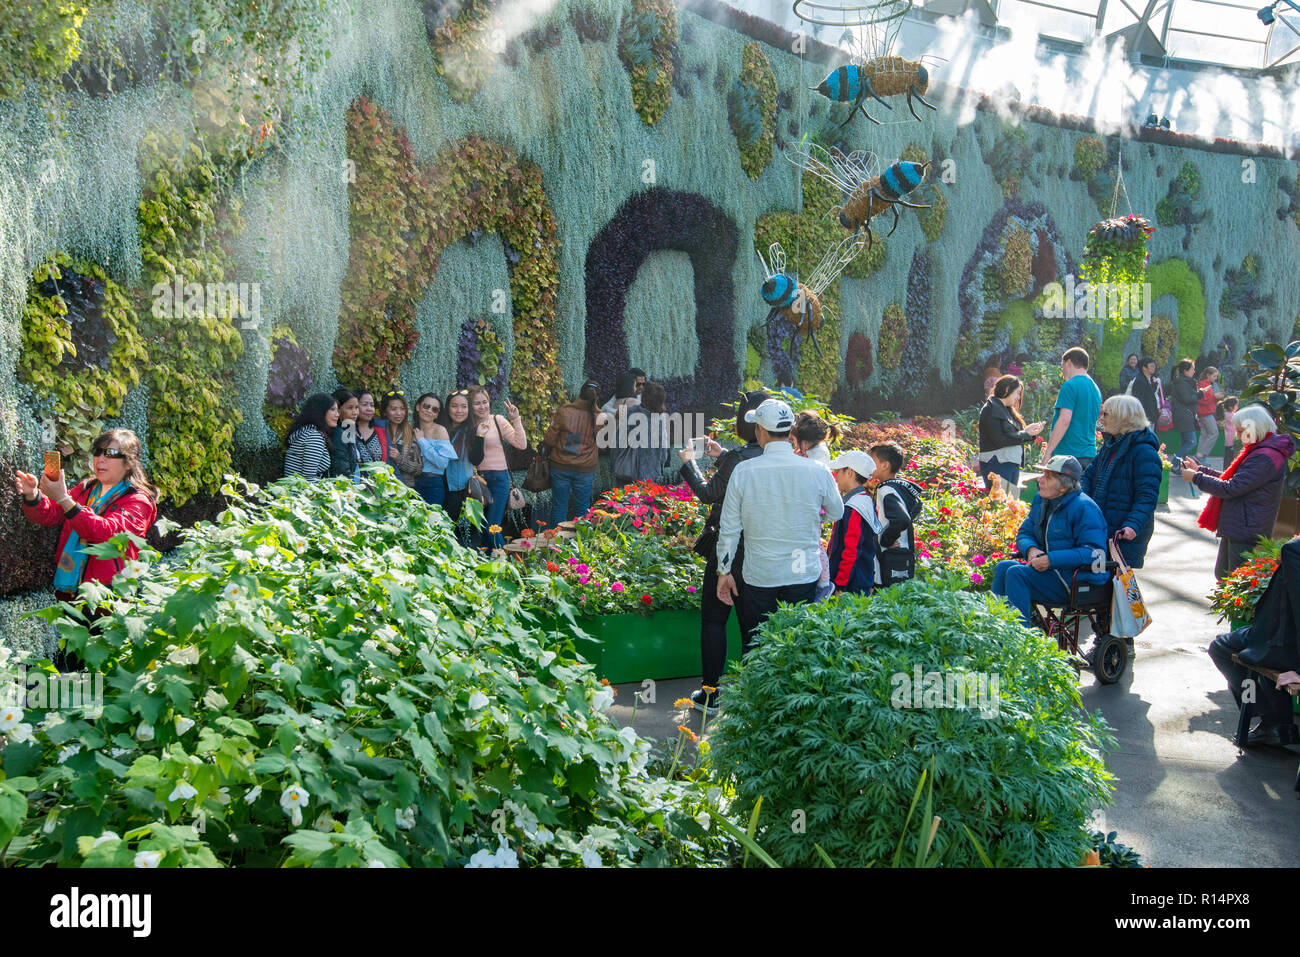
[716,398,844,646]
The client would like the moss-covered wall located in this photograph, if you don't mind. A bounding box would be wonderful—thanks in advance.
[1,0,1299,613]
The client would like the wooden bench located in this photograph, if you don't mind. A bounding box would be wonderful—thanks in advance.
[1231,653,1300,794]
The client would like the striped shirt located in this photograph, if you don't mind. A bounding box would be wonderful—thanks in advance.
[284,427,331,481]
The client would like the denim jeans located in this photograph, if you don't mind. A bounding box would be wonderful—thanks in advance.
[1177,430,1198,459]
[478,469,512,550]
[741,579,818,639]
[415,473,445,507]
[991,560,1071,627]
[549,466,594,527]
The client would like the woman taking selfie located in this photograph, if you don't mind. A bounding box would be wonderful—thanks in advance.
[15,430,159,669]
[412,392,455,507]
[380,391,422,488]
[441,390,475,525]
[978,374,1045,494]
[468,387,527,551]
[284,393,339,481]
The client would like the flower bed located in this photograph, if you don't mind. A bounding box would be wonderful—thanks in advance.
[1210,539,1283,623]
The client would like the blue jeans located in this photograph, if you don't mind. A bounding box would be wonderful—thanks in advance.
[415,474,445,507]
[479,469,511,550]
[992,560,1071,627]
[549,467,594,527]
[1177,430,1198,459]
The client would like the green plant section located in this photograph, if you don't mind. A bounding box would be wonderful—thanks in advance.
[997,228,1032,298]
[727,42,777,180]
[618,0,677,125]
[1072,136,1105,180]
[878,303,907,370]
[18,252,147,472]
[0,1,86,99]
[710,578,1115,867]
[1141,314,1176,369]
[996,299,1035,346]
[986,124,1034,198]
[1147,258,1206,368]
[0,469,730,867]
[900,144,946,242]
[430,0,501,102]
[137,130,249,506]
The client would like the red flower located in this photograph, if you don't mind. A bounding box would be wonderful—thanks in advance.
[546,561,560,573]
[640,594,653,605]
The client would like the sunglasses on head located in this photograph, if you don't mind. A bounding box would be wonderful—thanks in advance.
[92,446,127,459]
[385,390,404,398]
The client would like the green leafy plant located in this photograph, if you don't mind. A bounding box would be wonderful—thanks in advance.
[1078,215,1155,336]
[900,144,946,242]
[1141,314,1177,369]
[0,1,86,99]
[618,0,677,125]
[878,303,908,370]
[1072,136,1105,181]
[429,0,502,101]
[0,467,732,867]
[709,579,1116,867]
[1242,340,1300,495]
[1088,829,1144,867]
[727,43,777,179]
[1208,537,1282,623]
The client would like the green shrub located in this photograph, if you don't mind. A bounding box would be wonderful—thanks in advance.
[0,467,727,867]
[709,578,1115,867]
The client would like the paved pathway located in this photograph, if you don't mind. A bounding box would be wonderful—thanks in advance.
[607,474,1300,867]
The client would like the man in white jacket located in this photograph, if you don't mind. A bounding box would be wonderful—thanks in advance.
[716,398,845,646]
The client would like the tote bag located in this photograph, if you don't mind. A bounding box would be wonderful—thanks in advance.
[1109,539,1153,638]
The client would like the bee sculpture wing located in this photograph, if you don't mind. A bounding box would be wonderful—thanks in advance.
[768,243,787,276]
[841,149,881,183]
[786,140,868,195]
[804,233,868,297]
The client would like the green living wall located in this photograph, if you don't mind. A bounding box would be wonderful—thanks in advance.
[1,0,1299,628]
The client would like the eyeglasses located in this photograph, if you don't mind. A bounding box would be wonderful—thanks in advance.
[420,403,440,411]
[92,447,127,459]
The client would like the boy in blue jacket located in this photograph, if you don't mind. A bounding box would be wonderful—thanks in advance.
[827,450,880,595]
[992,455,1109,626]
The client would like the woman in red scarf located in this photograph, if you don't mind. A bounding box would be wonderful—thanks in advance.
[1180,405,1294,580]
[14,430,158,668]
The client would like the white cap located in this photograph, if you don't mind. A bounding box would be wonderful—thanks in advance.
[744,398,795,432]
[828,449,875,480]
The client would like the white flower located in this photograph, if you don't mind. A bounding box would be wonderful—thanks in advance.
[466,835,519,868]
[255,544,276,560]
[168,780,198,802]
[167,646,200,666]
[504,800,538,838]
[42,816,57,835]
[0,645,11,666]
[135,722,155,742]
[467,690,489,710]
[614,726,638,762]
[56,743,81,764]
[41,712,64,731]
[133,850,163,868]
[214,787,231,805]
[591,687,615,713]
[280,785,310,811]
[0,706,22,732]
[695,811,712,831]
[395,806,417,830]
[535,828,554,845]
[465,848,495,868]
[538,650,556,667]
[314,812,335,833]
[222,584,240,600]
[91,831,120,849]
[8,723,33,744]
[707,787,722,805]
[580,847,602,868]
[270,661,283,676]
[174,716,195,735]
[244,785,262,804]
[288,807,303,827]
[108,747,133,758]
[366,859,387,868]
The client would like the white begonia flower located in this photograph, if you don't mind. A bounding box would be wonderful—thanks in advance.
[244,786,262,804]
[222,584,240,600]
[169,781,198,803]
[366,859,387,868]
[591,686,615,713]
[41,711,64,731]
[108,747,133,758]
[8,722,32,744]
[43,816,57,835]
[214,787,231,805]
[255,544,276,560]
[0,706,22,732]
[615,726,638,761]
[167,646,200,666]
[467,690,489,710]
[505,800,538,839]
[538,650,556,668]
[133,850,163,868]
[91,831,121,849]
[174,716,195,735]
[135,722,155,742]
[280,785,310,811]
[288,806,303,827]
[270,661,283,676]
[580,847,602,868]
[695,811,712,831]
[395,806,417,830]
[56,743,81,764]
[465,848,495,868]
[535,828,554,845]
[314,813,335,833]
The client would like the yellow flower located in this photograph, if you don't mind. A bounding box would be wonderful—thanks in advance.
[701,685,717,694]
[488,525,502,534]
[673,697,691,709]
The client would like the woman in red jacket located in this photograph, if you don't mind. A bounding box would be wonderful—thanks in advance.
[14,429,159,617]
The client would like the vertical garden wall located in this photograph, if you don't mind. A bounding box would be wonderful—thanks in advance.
[1,0,1299,628]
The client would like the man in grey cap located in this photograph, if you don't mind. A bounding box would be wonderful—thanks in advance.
[717,398,844,644]
[991,454,1109,626]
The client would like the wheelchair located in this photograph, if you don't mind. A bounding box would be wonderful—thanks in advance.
[1029,564,1128,685]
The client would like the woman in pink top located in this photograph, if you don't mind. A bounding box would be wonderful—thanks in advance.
[467,386,527,550]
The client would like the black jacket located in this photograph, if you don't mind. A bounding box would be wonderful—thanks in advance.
[1236,538,1300,673]
[978,397,1033,453]
[1129,373,1160,426]
[681,442,762,561]
[1170,376,1204,432]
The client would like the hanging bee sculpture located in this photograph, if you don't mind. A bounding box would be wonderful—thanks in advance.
[816,55,940,127]
[757,233,866,363]
[790,144,932,252]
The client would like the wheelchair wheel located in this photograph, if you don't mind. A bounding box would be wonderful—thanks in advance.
[1091,633,1127,685]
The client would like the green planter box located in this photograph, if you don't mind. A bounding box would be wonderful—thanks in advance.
[535,608,741,684]
[1019,479,1038,503]
[1024,471,1170,504]
[1158,468,1170,504]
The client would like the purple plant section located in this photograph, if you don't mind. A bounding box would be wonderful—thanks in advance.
[456,318,507,400]
[584,188,740,412]
[899,249,931,383]
[766,314,800,382]
[265,335,313,409]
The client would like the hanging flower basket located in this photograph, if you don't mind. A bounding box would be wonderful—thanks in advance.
[1078,214,1155,332]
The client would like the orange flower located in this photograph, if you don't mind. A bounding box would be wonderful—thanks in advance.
[676,724,699,743]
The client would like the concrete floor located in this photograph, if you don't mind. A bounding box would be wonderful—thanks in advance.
[606,474,1300,867]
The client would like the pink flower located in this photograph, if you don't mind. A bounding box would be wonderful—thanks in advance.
[578,575,589,585]
[972,554,986,566]
[611,582,625,593]
[686,586,697,593]
[567,557,580,565]
[970,572,984,584]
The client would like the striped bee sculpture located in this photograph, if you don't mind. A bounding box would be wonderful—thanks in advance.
[790,143,931,251]
[757,233,866,362]
[815,55,941,128]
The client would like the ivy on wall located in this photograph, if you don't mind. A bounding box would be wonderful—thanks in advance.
[900,144,947,242]
[727,42,777,180]
[426,0,502,102]
[1141,314,1176,369]
[878,303,907,370]
[585,188,739,410]
[1146,257,1206,374]
[1155,161,1209,249]
[618,0,678,125]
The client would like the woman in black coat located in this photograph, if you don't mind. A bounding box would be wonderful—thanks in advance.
[977,375,1045,494]
[1170,357,1205,461]
[1128,356,1161,426]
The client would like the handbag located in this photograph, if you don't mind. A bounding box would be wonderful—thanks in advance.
[1155,380,1173,431]
[495,416,536,472]
[466,468,493,506]
[1109,539,1153,638]
[507,486,526,510]
[523,445,551,492]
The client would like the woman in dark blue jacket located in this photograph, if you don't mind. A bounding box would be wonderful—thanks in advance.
[992,455,1108,626]
[1081,395,1162,568]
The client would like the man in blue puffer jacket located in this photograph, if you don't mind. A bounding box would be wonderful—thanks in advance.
[993,455,1109,626]
[1081,395,1163,568]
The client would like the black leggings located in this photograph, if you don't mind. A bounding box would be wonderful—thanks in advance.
[700,555,758,689]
